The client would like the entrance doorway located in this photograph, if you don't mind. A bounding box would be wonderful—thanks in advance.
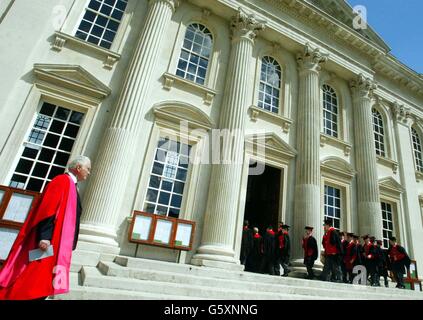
[243,163,282,235]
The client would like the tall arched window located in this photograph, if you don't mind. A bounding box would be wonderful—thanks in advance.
[322,84,338,138]
[412,127,423,172]
[372,108,386,157]
[176,23,213,85]
[258,56,281,114]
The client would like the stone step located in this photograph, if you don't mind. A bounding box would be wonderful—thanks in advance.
[81,266,329,300]
[98,261,419,300]
[114,256,423,299]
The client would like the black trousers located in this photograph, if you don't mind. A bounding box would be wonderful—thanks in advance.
[304,257,315,278]
[321,254,342,282]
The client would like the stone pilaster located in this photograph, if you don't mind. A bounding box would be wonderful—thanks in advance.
[350,74,383,239]
[192,8,265,268]
[390,102,423,266]
[79,0,179,247]
[293,43,328,259]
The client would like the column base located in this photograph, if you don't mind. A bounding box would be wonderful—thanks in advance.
[78,223,120,248]
[190,258,245,271]
[191,244,241,269]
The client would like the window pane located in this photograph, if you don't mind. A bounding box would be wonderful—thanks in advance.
[9,105,84,192]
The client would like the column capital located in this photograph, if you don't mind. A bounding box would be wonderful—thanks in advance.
[149,0,179,12]
[349,73,377,100]
[390,101,412,125]
[230,7,266,43]
[296,43,328,74]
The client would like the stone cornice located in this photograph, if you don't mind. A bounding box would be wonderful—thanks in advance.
[373,54,423,97]
[263,0,387,59]
[296,43,328,74]
[230,7,266,42]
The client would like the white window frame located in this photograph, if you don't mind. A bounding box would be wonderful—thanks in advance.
[257,56,282,114]
[73,0,129,50]
[381,201,394,249]
[8,102,85,192]
[411,127,423,173]
[324,184,342,231]
[372,108,386,157]
[175,23,213,86]
[322,84,339,138]
[142,137,192,218]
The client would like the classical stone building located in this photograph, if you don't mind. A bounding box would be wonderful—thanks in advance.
[1,0,422,274]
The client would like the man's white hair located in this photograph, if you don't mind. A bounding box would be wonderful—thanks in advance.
[67,155,91,170]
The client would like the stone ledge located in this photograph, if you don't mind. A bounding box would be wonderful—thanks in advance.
[320,133,352,156]
[52,31,121,70]
[376,155,399,174]
[248,105,292,133]
[162,72,217,105]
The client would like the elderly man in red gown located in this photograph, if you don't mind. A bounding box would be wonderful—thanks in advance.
[0,155,91,300]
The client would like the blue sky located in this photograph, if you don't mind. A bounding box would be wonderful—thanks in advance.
[347,0,422,74]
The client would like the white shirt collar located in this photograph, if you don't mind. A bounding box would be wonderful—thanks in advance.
[67,171,78,184]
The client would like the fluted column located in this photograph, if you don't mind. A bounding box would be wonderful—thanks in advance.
[293,44,328,259]
[192,8,265,267]
[350,74,383,239]
[80,0,179,246]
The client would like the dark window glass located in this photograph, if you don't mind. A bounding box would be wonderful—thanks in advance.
[32,163,49,178]
[26,178,44,192]
[15,159,33,174]
[38,148,55,162]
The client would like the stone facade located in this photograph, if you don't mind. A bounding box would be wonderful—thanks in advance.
[0,0,422,269]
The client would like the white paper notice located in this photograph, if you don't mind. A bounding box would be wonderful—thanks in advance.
[175,223,192,247]
[153,220,173,244]
[133,215,152,240]
[3,193,34,223]
[0,228,19,260]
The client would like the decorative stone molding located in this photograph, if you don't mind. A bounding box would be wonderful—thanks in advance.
[162,72,217,106]
[245,132,297,162]
[230,7,266,42]
[349,73,377,100]
[376,155,399,174]
[418,194,423,207]
[52,31,121,70]
[378,177,404,199]
[33,64,111,101]
[296,42,328,74]
[152,101,214,131]
[321,156,355,181]
[248,105,292,133]
[319,133,352,156]
[390,101,411,125]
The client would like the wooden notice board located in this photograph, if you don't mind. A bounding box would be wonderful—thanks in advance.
[128,211,195,251]
[0,186,40,263]
[404,259,422,291]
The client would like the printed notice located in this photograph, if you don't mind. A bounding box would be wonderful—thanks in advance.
[153,220,173,244]
[175,223,192,247]
[3,193,34,223]
[132,215,152,240]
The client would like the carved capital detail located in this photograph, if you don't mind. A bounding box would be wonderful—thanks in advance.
[349,73,377,100]
[296,43,328,74]
[390,101,411,125]
[230,7,266,43]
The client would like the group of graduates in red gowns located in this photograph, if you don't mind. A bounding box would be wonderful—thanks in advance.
[241,221,291,276]
[242,217,411,289]
[321,218,411,288]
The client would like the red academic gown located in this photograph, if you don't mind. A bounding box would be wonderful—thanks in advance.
[0,174,77,300]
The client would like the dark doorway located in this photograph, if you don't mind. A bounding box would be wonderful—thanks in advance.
[244,163,282,235]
